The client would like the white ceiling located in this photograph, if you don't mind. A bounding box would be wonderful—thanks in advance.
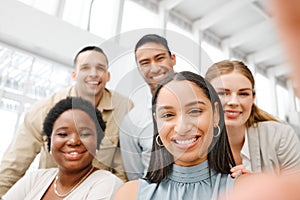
[132,0,288,84]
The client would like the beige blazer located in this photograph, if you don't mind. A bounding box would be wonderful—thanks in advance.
[247,121,300,175]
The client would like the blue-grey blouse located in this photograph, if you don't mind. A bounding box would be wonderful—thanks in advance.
[137,161,235,200]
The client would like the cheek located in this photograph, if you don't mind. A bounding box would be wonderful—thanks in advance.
[50,137,63,150]
[243,99,254,112]
[81,138,97,151]
[157,121,171,141]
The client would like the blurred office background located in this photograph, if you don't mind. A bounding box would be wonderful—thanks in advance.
[0,0,299,163]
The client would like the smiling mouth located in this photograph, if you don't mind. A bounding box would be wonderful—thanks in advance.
[87,81,100,85]
[150,73,166,81]
[174,136,200,145]
[63,151,85,160]
[225,111,241,118]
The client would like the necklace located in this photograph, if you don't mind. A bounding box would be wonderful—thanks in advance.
[53,167,94,198]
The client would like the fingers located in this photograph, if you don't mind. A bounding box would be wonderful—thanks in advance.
[230,165,252,178]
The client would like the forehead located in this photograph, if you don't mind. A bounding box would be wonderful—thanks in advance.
[210,72,252,90]
[136,42,168,56]
[54,109,95,126]
[156,80,211,106]
[76,50,107,65]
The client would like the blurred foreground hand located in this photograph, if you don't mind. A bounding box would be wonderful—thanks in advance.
[223,173,300,200]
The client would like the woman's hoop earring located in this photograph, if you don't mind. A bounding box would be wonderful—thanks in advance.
[214,125,221,137]
[156,135,164,147]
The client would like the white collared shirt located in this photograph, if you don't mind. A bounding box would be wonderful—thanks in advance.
[240,129,252,171]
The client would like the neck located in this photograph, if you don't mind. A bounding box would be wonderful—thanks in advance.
[75,89,102,106]
[150,86,155,95]
[226,125,246,164]
[54,166,95,197]
[57,166,94,187]
[226,125,246,144]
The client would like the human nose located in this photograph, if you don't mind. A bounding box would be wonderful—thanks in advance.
[89,67,101,77]
[150,63,160,73]
[67,133,81,146]
[226,93,240,105]
[174,115,192,134]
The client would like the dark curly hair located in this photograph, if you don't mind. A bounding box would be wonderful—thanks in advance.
[43,97,106,151]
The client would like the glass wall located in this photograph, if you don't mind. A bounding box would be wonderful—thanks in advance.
[7,0,299,162]
[0,43,72,160]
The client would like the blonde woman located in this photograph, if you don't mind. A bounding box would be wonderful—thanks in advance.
[205,60,300,177]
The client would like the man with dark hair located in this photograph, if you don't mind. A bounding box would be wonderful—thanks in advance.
[120,34,176,180]
[0,45,133,197]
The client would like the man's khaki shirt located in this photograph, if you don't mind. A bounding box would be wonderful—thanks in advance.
[0,86,133,196]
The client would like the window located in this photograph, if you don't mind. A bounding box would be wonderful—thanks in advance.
[121,1,160,33]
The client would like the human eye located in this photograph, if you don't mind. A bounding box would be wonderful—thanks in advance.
[56,132,67,137]
[80,133,91,137]
[80,65,89,71]
[239,92,251,97]
[217,91,226,97]
[79,131,93,137]
[96,65,106,72]
[157,56,165,61]
[189,108,202,114]
[159,112,174,119]
[139,61,150,68]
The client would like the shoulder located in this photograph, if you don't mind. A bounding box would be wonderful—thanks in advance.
[106,88,134,109]
[17,168,57,185]
[252,121,295,134]
[257,121,291,129]
[26,87,70,115]
[122,105,153,128]
[250,121,299,146]
[113,180,139,200]
[91,170,123,184]
[107,89,132,102]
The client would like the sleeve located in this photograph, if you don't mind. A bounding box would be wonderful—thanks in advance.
[276,124,300,174]
[0,100,49,197]
[1,169,36,200]
[119,114,145,180]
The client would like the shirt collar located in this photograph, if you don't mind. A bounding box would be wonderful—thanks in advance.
[71,86,114,112]
[241,129,252,171]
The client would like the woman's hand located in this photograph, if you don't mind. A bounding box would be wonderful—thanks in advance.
[230,164,252,178]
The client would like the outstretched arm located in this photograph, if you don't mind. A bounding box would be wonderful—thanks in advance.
[269,0,300,97]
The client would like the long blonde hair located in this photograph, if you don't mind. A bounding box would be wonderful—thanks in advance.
[205,60,280,127]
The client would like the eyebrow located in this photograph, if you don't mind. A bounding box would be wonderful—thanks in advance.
[156,101,207,112]
[80,63,106,68]
[154,52,167,58]
[54,126,94,132]
[215,87,252,91]
[157,105,173,113]
[138,52,167,63]
[185,100,206,107]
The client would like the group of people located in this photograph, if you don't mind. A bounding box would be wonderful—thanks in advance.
[1,0,300,198]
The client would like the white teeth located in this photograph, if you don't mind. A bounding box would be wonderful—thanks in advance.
[69,152,79,155]
[152,74,165,80]
[175,138,196,145]
[226,111,239,116]
[88,81,99,85]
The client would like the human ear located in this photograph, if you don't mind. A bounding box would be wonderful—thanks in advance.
[213,102,220,127]
[171,54,176,67]
[71,70,77,81]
